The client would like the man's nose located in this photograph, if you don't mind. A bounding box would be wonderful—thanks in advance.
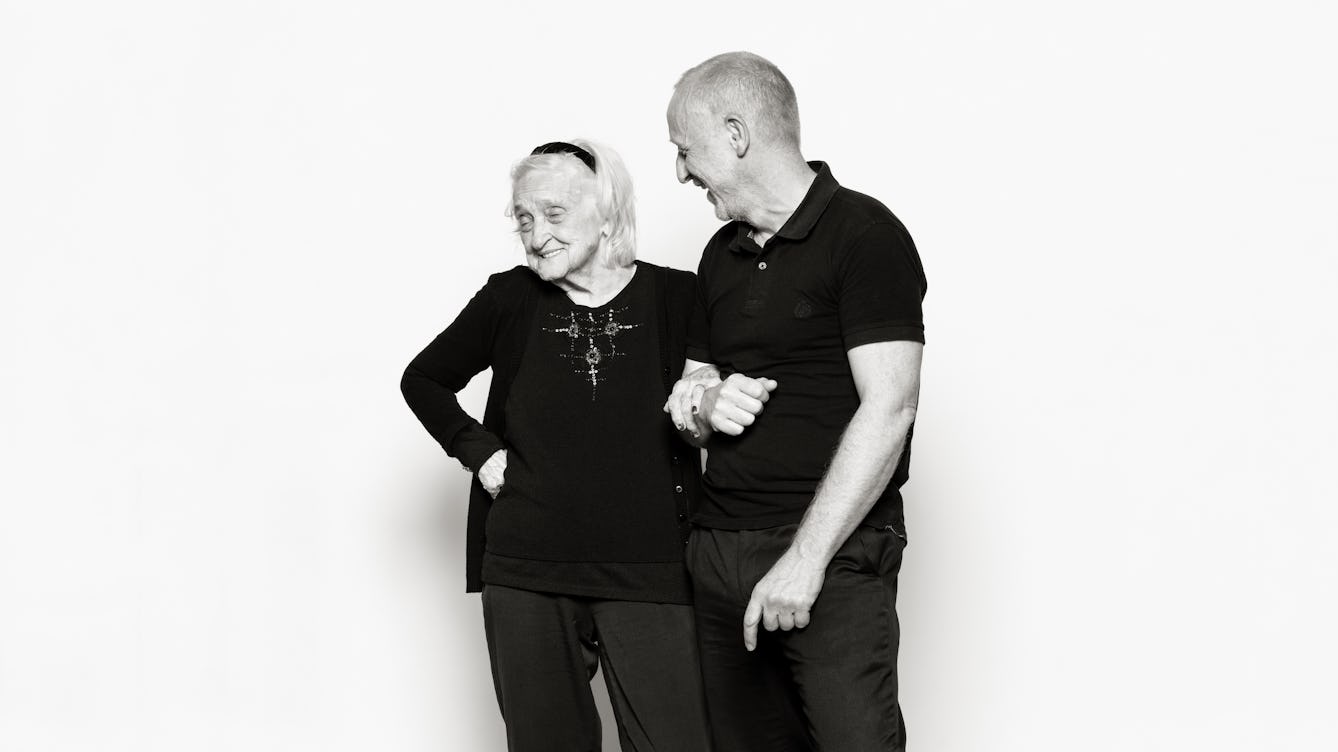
[675,156,689,184]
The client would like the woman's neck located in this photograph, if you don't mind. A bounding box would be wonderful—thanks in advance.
[558,262,637,308]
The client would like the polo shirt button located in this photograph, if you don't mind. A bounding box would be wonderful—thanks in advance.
[674,484,684,493]
[758,261,768,270]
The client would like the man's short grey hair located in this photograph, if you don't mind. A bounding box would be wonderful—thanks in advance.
[509,138,637,267]
[673,51,801,149]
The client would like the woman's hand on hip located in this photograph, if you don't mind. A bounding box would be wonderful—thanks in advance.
[478,449,507,499]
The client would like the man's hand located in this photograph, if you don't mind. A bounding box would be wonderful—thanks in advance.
[478,449,507,499]
[700,373,778,436]
[664,364,722,438]
[742,548,827,651]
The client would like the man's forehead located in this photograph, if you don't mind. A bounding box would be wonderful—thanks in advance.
[667,111,693,144]
[667,97,711,140]
[667,94,689,122]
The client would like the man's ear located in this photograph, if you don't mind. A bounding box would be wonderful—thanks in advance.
[725,116,750,157]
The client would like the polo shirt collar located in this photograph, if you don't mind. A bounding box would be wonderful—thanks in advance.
[729,161,840,253]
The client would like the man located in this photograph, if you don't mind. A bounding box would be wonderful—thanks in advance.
[664,52,927,751]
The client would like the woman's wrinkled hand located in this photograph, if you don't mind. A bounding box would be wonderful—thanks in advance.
[664,364,722,438]
[478,449,508,499]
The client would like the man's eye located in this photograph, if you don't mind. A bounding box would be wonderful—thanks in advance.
[517,218,533,232]
[546,210,565,223]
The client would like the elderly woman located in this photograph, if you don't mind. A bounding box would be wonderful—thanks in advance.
[401,140,710,751]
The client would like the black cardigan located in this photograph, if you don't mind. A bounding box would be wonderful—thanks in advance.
[401,262,702,592]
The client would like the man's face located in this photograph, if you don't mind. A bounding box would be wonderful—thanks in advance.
[512,161,604,286]
[667,98,740,222]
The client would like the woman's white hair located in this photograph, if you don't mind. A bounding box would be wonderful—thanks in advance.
[509,139,637,267]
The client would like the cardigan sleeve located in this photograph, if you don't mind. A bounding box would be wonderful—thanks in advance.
[662,266,708,390]
[401,278,507,471]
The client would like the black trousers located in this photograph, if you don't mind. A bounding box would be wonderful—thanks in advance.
[687,524,908,752]
[481,584,712,752]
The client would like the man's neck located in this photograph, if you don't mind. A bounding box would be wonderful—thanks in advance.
[741,158,817,246]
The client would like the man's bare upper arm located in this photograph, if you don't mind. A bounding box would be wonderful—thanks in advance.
[847,340,923,415]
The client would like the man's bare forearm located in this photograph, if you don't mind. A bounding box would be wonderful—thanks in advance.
[790,402,917,566]
[735,339,921,649]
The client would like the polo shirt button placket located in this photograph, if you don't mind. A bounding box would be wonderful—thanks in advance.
[757,261,767,270]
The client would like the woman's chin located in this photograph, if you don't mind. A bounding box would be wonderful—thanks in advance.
[528,258,564,282]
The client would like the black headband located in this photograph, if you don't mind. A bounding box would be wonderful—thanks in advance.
[530,141,596,173]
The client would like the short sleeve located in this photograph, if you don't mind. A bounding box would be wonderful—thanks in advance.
[836,221,927,350]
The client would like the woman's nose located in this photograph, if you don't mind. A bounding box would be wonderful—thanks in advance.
[527,218,550,251]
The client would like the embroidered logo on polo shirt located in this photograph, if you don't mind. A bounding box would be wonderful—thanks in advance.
[794,298,814,319]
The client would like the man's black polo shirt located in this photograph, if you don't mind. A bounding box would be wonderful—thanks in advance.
[686,162,927,532]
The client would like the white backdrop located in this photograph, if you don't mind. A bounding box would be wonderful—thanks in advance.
[2,1,1335,750]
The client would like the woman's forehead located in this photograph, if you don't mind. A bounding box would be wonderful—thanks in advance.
[513,162,594,205]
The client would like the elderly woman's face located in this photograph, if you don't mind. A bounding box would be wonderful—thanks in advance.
[512,161,605,287]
